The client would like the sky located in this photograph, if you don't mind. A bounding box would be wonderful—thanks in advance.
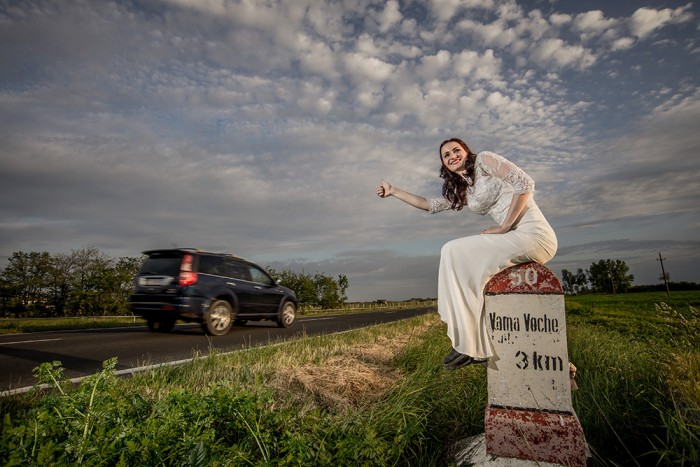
[1,0,699,302]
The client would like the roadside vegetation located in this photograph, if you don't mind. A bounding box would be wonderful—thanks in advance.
[0,248,352,319]
[1,291,698,465]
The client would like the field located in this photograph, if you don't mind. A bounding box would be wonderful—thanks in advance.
[0,291,698,465]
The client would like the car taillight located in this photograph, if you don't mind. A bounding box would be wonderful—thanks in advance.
[178,254,198,286]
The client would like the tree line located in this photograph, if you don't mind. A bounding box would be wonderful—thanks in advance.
[562,258,698,295]
[0,248,142,318]
[561,259,635,294]
[2,249,693,317]
[0,248,350,318]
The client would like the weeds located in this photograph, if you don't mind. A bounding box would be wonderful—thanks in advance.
[646,303,700,465]
[2,292,700,465]
[566,294,700,465]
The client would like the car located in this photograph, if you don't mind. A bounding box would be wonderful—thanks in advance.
[128,248,297,336]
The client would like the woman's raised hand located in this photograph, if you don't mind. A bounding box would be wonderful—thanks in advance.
[376,179,393,198]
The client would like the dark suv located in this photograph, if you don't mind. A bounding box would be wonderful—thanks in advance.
[128,249,297,336]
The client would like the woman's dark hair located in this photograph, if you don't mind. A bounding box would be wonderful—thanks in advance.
[439,138,476,211]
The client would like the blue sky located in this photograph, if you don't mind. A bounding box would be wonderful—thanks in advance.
[1,0,698,301]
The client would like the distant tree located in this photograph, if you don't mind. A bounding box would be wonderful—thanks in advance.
[95,256,143,315]
[0,248,143,317]
[337,274,349,303]
[314,273,341,309]
[45,253,74,317]
[268,268,349,309]
[561,269,576,294]
[0,251,52,316]
[562,268,589,294]
[66,247,112,315]
[587,259,634,293]
[270,269,317,305]
[574,268,589,293]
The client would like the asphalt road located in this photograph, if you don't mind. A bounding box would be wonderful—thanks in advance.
[0,307,434,393]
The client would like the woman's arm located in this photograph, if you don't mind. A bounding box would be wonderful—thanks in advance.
[376,179,430,211]
[481,192,531,234]
[478,152,535,235]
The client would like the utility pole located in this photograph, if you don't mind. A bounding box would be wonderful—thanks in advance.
[607,263,616,294]
[657,252,670,297]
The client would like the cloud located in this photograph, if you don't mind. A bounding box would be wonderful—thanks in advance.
[0,0,698,300]
[377,0,403,33]
[549,88,700,244]
[629,4,695,39]
[549,13,572,27]
[528,38,596,69]
[344,52,396,83]
[428,0,496,22]
[610,37,635,51]
[572,10,620,41]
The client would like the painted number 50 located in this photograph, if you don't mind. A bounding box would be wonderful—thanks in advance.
[509,268,538,287]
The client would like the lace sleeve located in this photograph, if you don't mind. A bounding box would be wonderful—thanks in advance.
[477,151,535,194]
[427,197,451,214]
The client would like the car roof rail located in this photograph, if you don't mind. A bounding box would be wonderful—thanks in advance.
[141,248,245,258]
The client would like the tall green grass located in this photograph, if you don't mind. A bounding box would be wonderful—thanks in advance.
[566,292,699,465]
[1,292,698,465]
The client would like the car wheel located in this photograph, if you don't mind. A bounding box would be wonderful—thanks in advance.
[204,300,234,336]
[277,300,296,328]
[147,318,175,333]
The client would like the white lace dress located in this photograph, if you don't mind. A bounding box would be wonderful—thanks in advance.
[427,151,557,360]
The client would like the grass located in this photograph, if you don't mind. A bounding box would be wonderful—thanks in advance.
[564,291,699,342]
[0,291,698,465]
[566,291,700,465]
[1,313,485,465]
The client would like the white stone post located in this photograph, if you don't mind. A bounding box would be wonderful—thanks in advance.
[483,262,586,466]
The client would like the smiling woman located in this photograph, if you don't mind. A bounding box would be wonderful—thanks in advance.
[376,137,557,370]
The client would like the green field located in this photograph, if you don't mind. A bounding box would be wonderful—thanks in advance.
[1,292,698,465]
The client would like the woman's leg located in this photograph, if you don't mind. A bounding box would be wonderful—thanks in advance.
[437,221,555,360]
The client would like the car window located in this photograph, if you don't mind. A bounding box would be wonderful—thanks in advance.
[248,264,274,285]
[140,254,183,275]
[198,255,226,276]
[225,259,250,280]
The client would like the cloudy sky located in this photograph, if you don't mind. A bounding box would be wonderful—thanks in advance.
[1,0,698,301]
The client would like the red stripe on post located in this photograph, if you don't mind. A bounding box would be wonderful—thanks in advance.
[485,262,562,294]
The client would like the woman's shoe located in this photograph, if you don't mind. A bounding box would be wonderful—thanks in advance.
[442,348,462,365]
[444,353,473,370]
[444,354,488,370]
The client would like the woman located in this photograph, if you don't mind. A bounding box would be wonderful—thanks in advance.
[376,138,557,370]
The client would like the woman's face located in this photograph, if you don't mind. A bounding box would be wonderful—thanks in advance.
[440,141,468,173]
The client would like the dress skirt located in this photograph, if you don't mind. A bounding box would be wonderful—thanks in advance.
[437,205,557,359]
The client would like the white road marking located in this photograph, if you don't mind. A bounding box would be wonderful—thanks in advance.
[0,338,62,346]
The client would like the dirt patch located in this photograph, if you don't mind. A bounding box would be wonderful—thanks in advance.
[272,318,435,411]
[275,355,401,410]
